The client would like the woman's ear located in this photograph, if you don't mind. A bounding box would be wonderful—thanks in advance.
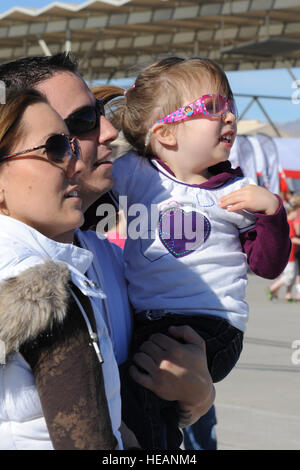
[150,123,177,147]
[0,185,9,216]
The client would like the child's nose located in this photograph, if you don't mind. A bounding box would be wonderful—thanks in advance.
[222,111,236,124]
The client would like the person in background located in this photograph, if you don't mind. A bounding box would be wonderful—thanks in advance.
[266,194,300,302]
[290,194,300,302]
[266,201,300,302]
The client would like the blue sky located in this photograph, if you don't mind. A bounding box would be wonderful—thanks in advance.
[0,0,84,9]
[1,0,300,123]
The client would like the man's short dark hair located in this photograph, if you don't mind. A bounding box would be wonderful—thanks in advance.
[0,52,78,89]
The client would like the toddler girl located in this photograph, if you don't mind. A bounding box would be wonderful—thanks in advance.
[109,57,290,448]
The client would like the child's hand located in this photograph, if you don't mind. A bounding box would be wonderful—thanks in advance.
[219,184,280,215]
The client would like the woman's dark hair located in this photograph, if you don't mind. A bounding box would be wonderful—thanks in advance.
[0,88,48,162]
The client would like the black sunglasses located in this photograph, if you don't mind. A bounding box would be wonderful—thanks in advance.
[64,99,105,137]
[0,133,81,168]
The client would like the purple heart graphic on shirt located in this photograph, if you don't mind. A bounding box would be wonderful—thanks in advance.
[158,207,211,258]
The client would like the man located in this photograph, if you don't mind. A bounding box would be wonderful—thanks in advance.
[0,53,214,448]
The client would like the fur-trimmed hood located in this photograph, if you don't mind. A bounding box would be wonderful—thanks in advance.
[0,260,70,357]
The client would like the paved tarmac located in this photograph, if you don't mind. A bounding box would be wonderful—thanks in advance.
[214,273,300,450]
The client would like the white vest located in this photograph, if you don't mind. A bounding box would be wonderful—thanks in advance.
[0,216,123,450]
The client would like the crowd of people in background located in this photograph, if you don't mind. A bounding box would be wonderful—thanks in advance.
[267,192,300,303]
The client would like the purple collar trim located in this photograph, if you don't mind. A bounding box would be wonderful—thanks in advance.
[151,158,243,189]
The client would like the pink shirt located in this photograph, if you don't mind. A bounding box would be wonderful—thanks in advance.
[106,232,126,250]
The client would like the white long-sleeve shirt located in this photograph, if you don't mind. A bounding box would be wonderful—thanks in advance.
[112,152,258,332]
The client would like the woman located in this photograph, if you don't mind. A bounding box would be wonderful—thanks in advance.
[0,89,117,450]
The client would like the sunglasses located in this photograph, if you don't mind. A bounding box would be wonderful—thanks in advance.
[155,94,237,127]
[0,133,81,170]
[64,99,105,137]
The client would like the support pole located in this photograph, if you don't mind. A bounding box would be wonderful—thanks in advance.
[65,29,72,53]
[81,30,102,70]
[37,37,52,56]
[238,96,256,121]
[255,98,281,137]
[283,59,298,82]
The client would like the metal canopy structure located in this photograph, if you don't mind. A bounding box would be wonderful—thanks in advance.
[0,0,300,81]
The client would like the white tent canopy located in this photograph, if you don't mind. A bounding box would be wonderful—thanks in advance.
[0,0,300,80]
[229,135,300,194]
[273,137,300,179]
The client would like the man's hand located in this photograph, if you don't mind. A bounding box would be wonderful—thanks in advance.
[129,325,215,427]
[219,184,280,216]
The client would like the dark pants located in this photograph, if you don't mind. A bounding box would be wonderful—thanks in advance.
[295,248,300,271]
[120,313,243,450]
[183,406,217,450]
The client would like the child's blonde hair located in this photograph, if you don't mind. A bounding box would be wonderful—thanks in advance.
[119,56,234,157]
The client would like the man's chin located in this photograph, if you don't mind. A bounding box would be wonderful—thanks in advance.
[81,181,114,212]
